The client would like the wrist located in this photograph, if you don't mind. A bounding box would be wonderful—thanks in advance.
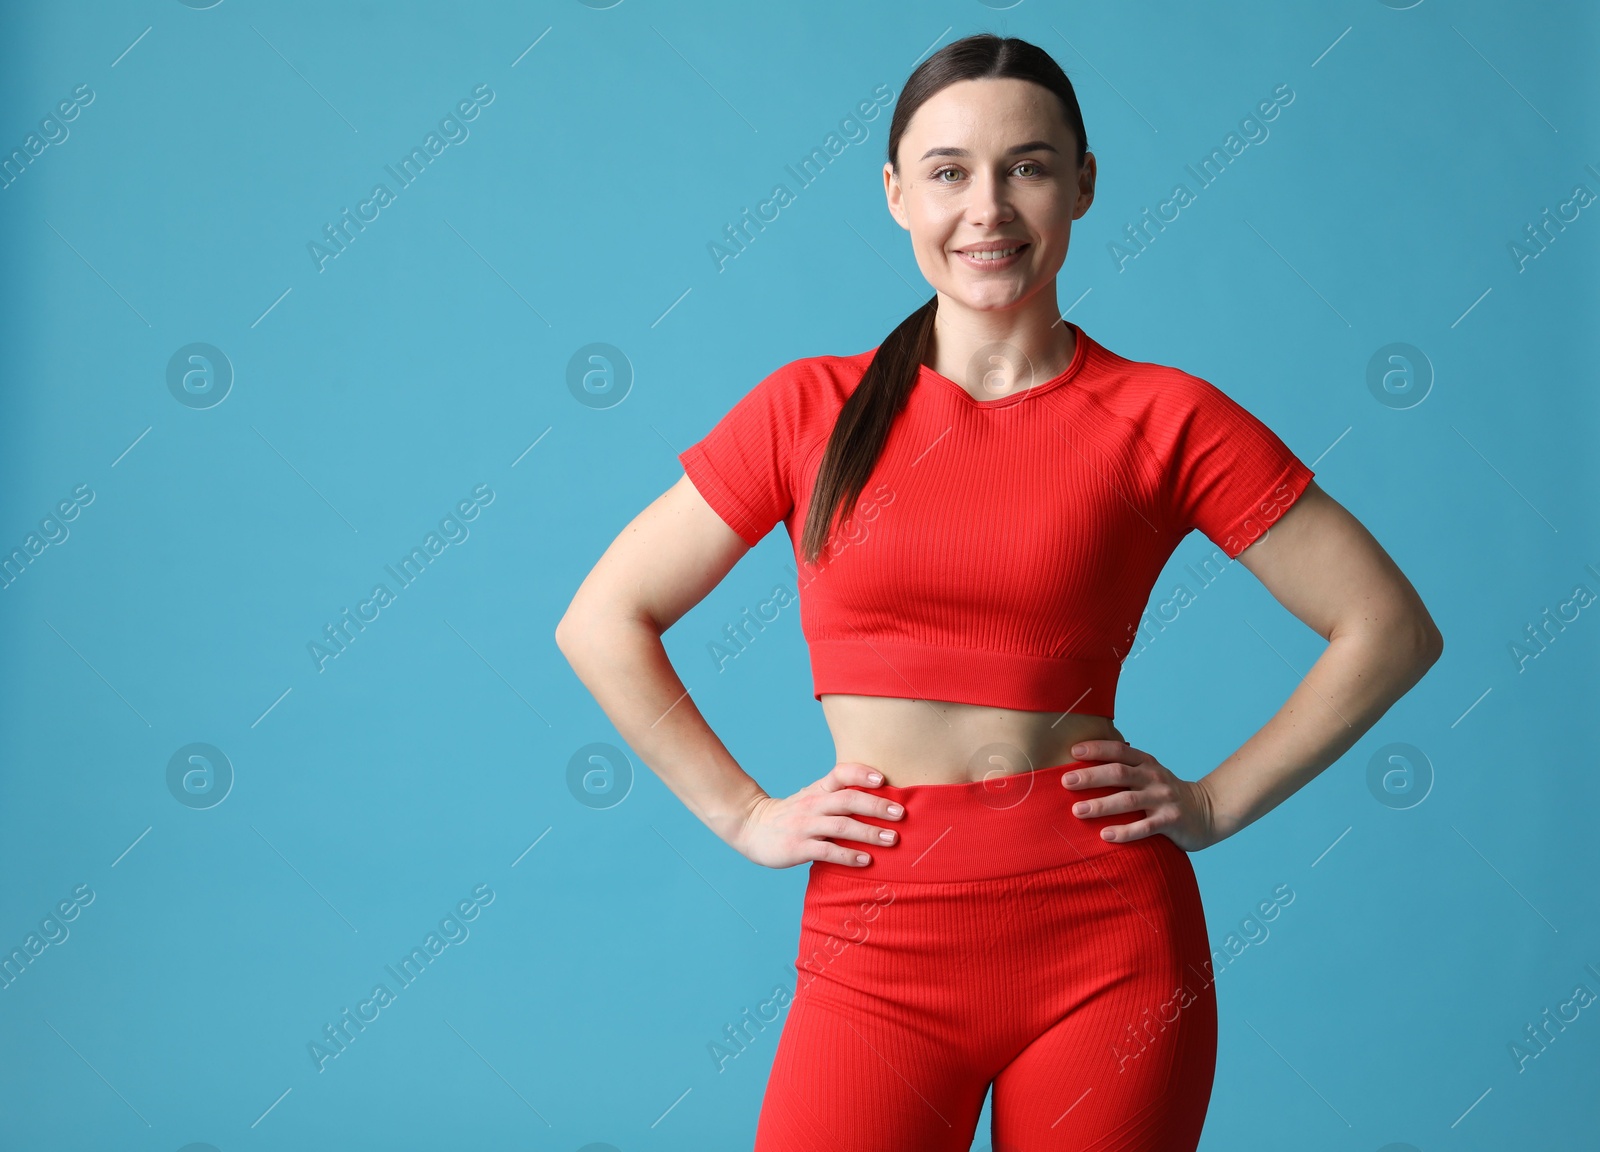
[708,785,770,850]
[1196,774,1237,846]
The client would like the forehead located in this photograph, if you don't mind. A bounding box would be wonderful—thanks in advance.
[903,77,1067,149]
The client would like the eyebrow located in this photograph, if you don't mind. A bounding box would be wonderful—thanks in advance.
[918,141,1060,161]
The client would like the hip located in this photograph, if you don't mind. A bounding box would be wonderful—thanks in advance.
[811,759,1178,883]
[796,761,1213,1012]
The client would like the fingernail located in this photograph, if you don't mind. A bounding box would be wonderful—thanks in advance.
[1064,772,1079,785]
[886,803,903,817]
[856,853,870,864]
[1071,745,1085,756]
[879,830,895,843]
[1073,802,1089,815]
[867,772,883,785]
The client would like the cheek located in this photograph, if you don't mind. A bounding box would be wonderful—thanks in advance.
[904,215,941,254]
[910,201,957,251]
[1033,215,1074,254]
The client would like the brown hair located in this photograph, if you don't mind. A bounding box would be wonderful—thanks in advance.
[798,33,1090,563]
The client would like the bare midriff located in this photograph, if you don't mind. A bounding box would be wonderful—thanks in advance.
[819,693,1126,787]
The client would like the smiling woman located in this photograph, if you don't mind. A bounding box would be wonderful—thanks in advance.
[555,30,1442,1152]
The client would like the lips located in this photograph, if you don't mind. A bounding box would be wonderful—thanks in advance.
[953,242,1030,269]
[956,242,1029,256]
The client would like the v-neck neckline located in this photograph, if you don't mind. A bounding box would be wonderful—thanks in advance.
[920,323,1089,409]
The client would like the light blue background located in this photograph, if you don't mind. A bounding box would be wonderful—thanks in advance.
[1,1,1595,1149]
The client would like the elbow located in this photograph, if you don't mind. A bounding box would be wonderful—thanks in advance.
[554,614,597,684]
[1413,614,1445,670]
[554,601,656,670]
[555,577,606,658]
[1342,609,1442,673]
[553,604,584,663]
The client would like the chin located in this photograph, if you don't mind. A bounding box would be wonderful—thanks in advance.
[950,283,1032,308]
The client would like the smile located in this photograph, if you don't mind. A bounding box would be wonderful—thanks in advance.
[954,243,1029,268]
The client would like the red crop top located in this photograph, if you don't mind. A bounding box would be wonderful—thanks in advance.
[677,324,1316,718]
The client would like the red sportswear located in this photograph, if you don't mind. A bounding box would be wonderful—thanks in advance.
[678,323,1315,718]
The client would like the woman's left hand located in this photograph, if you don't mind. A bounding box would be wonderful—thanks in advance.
[1062,740,1221,852]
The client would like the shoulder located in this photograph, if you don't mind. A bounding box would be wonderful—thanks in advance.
[769,349,875,402]
[700,351,865,454]
[743,349,871,427]
[1074,335,1252,429]
[1065,334,1213,430]
[1079,334,1210,405]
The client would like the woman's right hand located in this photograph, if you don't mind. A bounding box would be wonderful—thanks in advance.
[733,761,905,869]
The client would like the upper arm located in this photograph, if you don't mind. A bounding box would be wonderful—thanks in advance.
[557,473,752,639]
[1234,480,1443,653]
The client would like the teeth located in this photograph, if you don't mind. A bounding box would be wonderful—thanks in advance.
[964,246,1021,260]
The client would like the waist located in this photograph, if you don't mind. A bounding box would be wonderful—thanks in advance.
[820,696,1119,787]
[811,761,1163,884]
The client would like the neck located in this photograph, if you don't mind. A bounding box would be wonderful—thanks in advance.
[926,292,1078,400]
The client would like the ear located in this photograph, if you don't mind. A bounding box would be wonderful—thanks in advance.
[1073,152,1098,220]
[883,162,910,231]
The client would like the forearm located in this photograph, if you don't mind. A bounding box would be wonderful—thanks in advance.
[556,612,768,847]
[1202,621,1441,841]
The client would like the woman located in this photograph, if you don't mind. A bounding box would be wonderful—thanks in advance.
[556,33,1442,1152]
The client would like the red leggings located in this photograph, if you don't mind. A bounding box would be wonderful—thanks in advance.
[754,761,1218,1152]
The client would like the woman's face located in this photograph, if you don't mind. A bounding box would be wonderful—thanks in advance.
[884,77,1094,313]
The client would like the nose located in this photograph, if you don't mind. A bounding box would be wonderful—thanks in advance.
[965,167,1014,227]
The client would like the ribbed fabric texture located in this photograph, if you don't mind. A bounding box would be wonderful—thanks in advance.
[677,323,1315,717]
[753,763,1218,1151]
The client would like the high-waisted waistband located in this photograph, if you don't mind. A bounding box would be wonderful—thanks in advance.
[811,760,1162,884]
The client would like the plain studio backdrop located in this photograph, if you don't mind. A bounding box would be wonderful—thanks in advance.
[0,1,1595,1149]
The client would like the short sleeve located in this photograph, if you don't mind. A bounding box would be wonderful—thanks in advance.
[1161,375,1316,558]
[678,363,800,547]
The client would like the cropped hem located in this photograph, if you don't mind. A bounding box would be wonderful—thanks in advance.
[807,637,1119,717]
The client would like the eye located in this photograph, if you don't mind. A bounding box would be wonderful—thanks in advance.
[929,161,1047,183]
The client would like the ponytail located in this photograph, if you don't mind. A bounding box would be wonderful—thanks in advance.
[798,296,936,563]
